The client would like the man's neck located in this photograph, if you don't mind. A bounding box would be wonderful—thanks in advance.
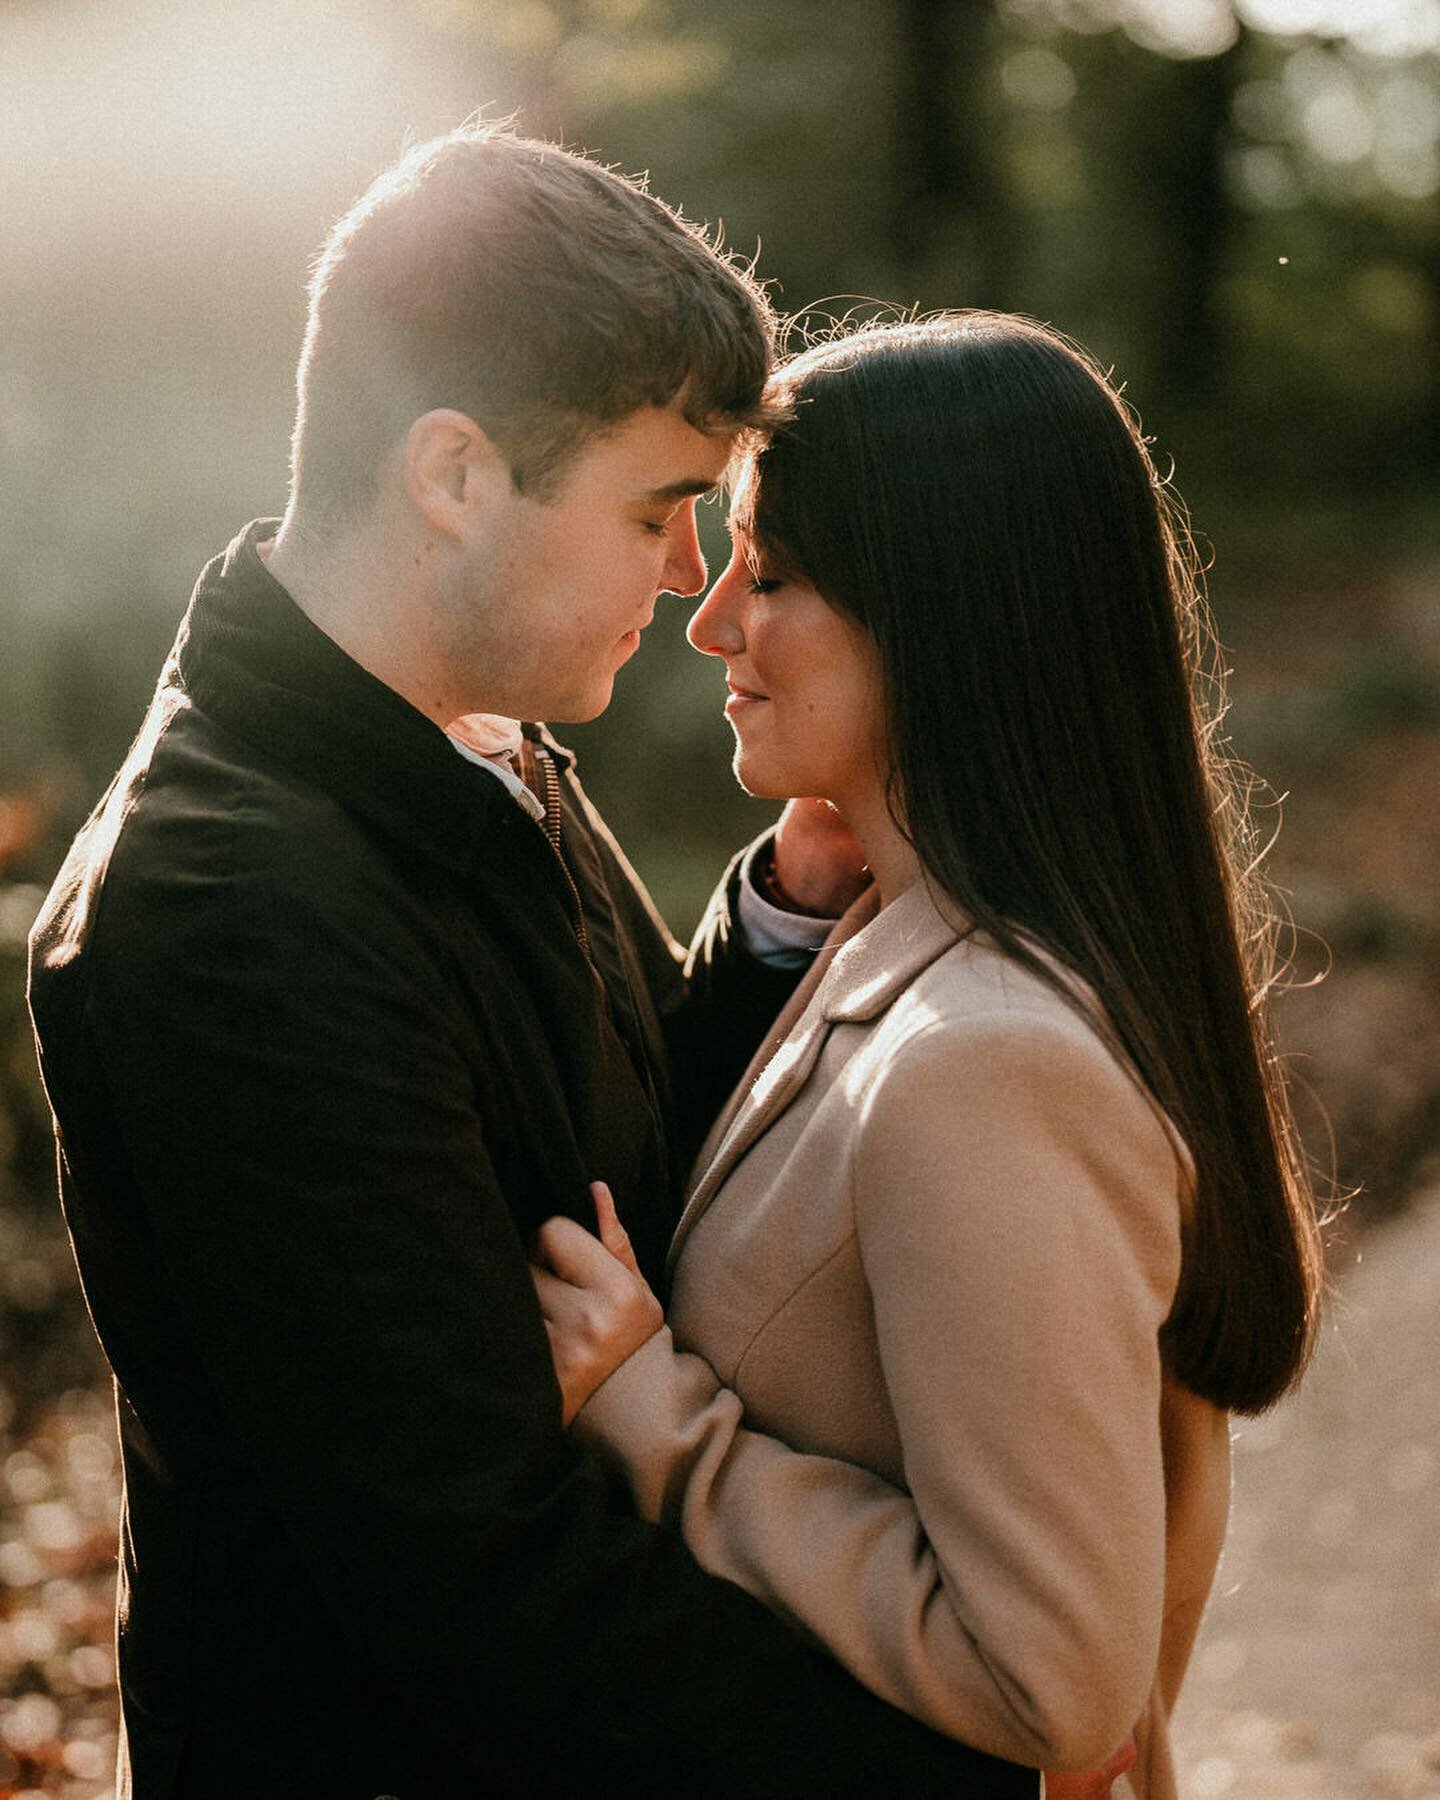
[264,513,458,728]
[263,513,372,646]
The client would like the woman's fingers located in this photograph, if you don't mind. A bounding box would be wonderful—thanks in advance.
[535,1213,618,1288]
[533,1186,641,1284]
[531,1212,660,1342]
[530,1200,664,1426]
[529,1261,569,1321]
[591,1181,642,1276]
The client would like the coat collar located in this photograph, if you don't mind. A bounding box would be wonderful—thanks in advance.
[816,877,972,1023]
[669,879,972,1272]
[172,519,575,887]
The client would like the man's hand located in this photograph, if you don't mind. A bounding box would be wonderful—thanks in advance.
[531,1183,664,1425]
[1044,1736,1137,1799]
[770,799,870,918]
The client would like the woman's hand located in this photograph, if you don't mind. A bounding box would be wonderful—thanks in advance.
[770,798,870,917]
[531,1182,665,1426]
[1044,1736,1138,1798]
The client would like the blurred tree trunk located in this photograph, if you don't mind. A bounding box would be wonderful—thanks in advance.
[892,0,1015,305]
[1422,223,1440,476]
[1144,34,1247,401]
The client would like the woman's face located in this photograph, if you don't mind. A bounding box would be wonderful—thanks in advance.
[686,513,889,814]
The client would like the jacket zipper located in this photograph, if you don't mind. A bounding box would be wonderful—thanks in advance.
[528,741,592,962]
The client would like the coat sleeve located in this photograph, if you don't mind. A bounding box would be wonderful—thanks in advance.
[574,1011,1184,1771]
[73,825,1031,1798]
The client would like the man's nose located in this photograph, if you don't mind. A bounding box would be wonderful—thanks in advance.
[660,506,708,600]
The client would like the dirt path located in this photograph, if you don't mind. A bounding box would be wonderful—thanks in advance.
[1171,1182,1440,1798]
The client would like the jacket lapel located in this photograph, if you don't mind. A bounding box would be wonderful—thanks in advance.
[668,880,971,1275]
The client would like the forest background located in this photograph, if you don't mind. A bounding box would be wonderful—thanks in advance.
[0,0,1437,1793]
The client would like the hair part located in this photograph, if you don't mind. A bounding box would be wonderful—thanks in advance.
[740,312,1323,1415]
[290,121,784,526]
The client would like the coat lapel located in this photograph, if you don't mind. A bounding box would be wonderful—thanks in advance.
[668,880,972,1275]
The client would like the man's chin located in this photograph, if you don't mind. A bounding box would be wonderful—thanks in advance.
[546,679,616,726]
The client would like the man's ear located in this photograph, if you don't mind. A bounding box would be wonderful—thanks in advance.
[403,409,508,540]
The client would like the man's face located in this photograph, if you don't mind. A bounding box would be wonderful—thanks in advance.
[440,405,734,724]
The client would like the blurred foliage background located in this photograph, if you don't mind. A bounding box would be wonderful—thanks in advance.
[1,0,1437,1790]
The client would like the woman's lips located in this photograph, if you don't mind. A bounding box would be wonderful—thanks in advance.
[724,681,768,718]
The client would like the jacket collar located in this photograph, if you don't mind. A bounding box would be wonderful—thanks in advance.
[669,879,972,1271]
[173,520,574,885]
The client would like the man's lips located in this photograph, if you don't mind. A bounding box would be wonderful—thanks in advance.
[617,613,655,652]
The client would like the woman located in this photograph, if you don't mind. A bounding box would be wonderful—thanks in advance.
[531,313,1323,1799]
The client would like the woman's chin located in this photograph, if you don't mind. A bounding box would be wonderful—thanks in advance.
[730,747,792,801]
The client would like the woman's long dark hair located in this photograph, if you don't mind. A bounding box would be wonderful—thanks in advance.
[737,313,1322,1414]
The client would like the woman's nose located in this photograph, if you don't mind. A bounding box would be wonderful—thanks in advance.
[687,550,747,656]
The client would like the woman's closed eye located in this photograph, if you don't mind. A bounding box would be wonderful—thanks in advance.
[742,551,784,595]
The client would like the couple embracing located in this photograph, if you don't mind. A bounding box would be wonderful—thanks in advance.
[27,124,1321,1799]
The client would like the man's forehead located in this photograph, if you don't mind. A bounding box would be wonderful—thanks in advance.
[638,435,737,501]
[602,403,737,495]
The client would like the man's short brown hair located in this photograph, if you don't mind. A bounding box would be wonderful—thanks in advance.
[291,122,778,520]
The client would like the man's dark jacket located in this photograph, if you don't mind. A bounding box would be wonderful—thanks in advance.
[27,523,1034,1799]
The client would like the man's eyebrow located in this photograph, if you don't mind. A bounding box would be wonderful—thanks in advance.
[639,477,721,504]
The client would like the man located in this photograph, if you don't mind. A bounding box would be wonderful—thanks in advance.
[28,127,1035,1796]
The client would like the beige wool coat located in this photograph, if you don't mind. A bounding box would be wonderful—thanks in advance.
[576,880,1231,1799]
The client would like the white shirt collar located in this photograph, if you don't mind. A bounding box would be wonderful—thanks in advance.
[446,714,546,824]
